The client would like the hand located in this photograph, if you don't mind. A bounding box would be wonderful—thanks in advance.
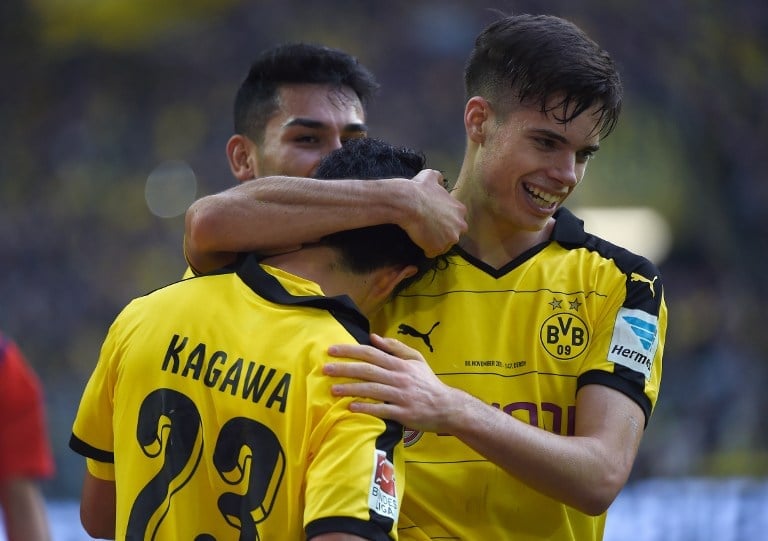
[323,334,456,432]
[402,170,467,257]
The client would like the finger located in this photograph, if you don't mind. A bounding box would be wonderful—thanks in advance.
[327,343,380,363]
[328,343,399,370]
[322,360,384,380]
[331,381,399,403]
[371,334,424,362]
[414,168,444,185]
[348,401,402,422]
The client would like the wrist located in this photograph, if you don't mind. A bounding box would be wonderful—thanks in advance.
[374,177,414,229]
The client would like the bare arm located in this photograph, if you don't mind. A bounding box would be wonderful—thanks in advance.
[184,170,467,273]
[79,470,116,539]
[324,334,644,516]
[0,478,51,541]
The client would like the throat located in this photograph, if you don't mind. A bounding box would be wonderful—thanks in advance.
[459,219,554,268]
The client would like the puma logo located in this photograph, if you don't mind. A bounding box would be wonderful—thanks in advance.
[397,322,440,352]
[630,272,658,298]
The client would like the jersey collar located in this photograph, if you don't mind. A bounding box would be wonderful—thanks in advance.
[235,252,371,341]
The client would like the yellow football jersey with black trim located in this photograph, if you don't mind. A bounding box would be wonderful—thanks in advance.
[372,208,666,541]
[71,254,403,541]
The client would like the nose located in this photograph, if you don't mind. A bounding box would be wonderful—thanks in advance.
[307,139,345,177]
[549,152,580,187]
[329,137,344,152]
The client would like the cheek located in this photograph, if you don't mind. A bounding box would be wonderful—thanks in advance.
[282,149,326,178]
[576,163,588,183]
[481,149,521,185]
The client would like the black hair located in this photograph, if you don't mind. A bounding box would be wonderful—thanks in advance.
[464,14,622,137]
[234,43,379,142]
[314,138,446,293]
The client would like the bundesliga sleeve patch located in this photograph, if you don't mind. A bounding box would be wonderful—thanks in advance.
[607,307,659,380]
[368,449,398,520]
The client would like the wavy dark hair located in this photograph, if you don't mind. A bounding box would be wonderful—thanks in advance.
[315,138,448,294]
[465,14,622,138]
[234,43,379,142]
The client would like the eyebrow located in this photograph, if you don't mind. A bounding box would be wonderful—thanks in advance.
[283,118,368,133]
[531,128,600,153]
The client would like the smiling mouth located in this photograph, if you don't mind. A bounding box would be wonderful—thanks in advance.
[524,183,562,209]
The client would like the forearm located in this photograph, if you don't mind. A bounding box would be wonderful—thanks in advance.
[185,176,412,272]
[445,388,640,515]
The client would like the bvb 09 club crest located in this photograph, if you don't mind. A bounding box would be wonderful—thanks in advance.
[539,312,589,360]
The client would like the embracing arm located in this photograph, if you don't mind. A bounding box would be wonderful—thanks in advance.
[325,335,644,516]
[445,381,643,515]
[184,170,467,273]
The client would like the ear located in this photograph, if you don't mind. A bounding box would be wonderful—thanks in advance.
[464,96,490,144]
[226,134,259,182]
[371,265,418,304]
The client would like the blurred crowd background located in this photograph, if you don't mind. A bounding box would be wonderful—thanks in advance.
[1,0,766,500]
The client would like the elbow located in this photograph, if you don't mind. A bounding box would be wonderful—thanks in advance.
[575,494,616,517]
[571,468,627,516]
[185,199,216,254]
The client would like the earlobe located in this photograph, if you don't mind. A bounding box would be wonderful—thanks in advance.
[226,134,259,182]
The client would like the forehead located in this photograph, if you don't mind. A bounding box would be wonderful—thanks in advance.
[272,83,365,124]
[509,97,604,145]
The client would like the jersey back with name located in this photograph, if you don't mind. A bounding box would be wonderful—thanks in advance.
[71,260,402,541]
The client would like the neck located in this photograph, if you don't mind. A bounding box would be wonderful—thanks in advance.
[261,246,376,315]
[452,160,556,268]
[458,220,554,268]
[453,181,555,267]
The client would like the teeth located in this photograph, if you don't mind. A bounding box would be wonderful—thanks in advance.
[527,185,561,205]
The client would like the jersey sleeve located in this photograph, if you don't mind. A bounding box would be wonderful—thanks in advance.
[0,336,55,481]
[578,257,666,424]
[303,351,403,541]
[69,315,124,470]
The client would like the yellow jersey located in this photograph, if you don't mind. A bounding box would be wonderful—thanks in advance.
[71,254,403,540]
[372,208,666,541]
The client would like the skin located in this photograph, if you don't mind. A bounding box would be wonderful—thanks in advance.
[79,473,114,539]
[322,96,646,515]
[225,83,368,182]
[455,95,599,267]
[185,169,466,270]
[0,478,51,541]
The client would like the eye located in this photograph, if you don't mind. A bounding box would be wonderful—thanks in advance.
[533,136,558,150]
[576,150,596,164]
[294,135,320,144]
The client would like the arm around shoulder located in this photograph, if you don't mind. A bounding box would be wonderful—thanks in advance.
[184,171,467,273]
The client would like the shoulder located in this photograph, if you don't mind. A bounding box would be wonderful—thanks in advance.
[553,207,664,311]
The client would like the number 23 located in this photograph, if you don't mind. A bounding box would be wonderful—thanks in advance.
[126,388,286,540]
